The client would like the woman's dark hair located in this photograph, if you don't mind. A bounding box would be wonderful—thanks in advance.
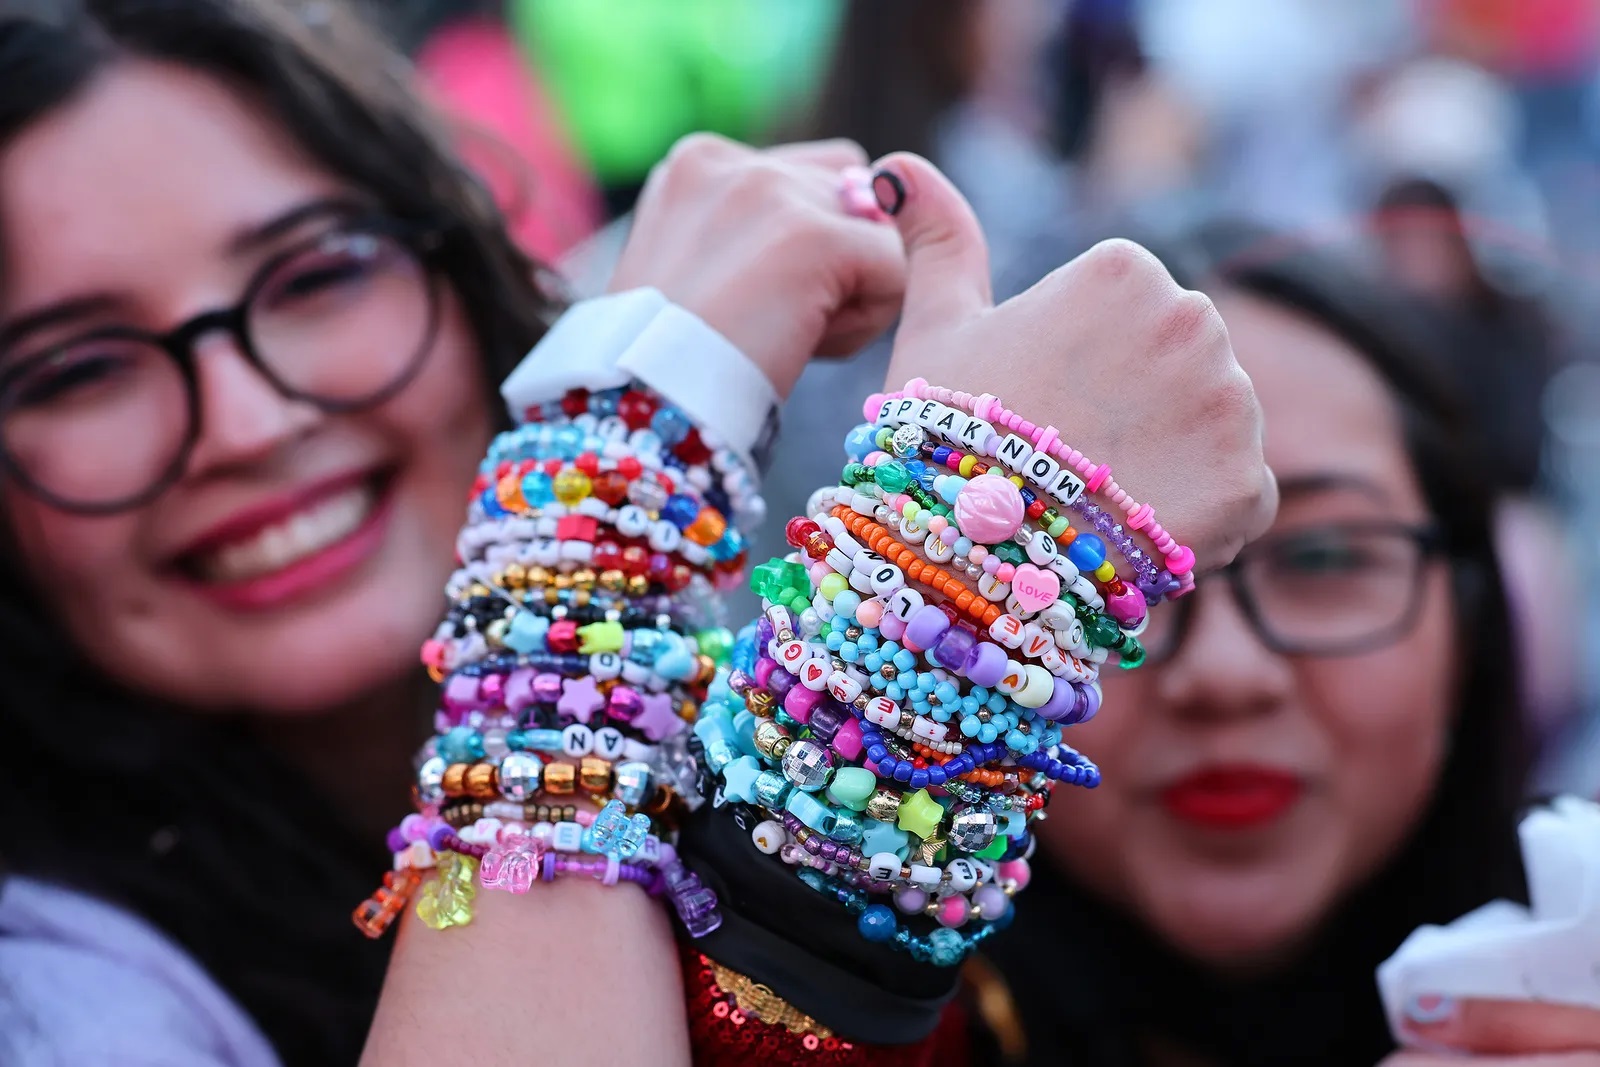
[0,1,556,1062]
[800,0,976,160]
[987,221,1529,1066]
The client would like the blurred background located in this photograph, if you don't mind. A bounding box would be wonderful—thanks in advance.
[369,0,1600,797]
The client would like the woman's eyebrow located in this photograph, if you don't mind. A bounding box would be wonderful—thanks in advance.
[1277,473,1393,505]
[0,196,373,351]
[225,194,371,256]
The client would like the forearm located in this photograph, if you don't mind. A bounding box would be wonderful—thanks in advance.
[363,883,688,1066]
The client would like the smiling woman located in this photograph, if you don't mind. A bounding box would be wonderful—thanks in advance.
[980,221,1531,1066]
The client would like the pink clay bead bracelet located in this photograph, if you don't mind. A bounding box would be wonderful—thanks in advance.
[870,379,1197,593]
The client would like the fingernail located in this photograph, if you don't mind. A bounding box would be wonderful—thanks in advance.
[871,168,906,216]
[1405,993,1458,1026]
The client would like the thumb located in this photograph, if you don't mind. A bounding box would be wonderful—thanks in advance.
[871,152,993,345]
[1403,997,1600,1056]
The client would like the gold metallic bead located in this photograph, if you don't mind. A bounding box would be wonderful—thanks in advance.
[465,762,498,800]
[579,756,613,794]
[553,573,574,591]
[503,563,527,589]
[573,588,592,607]
[442,762,470,797]
[695,654,716,684]
[625,575,649,596]
[466,583,491,599]
[543,761,576,795]
[526,567,551,587]
[571,568,596,587]
[865,787,901,823]
[745,689,775,718]
[485,618,510,646]
[598,569,626,593]
[752,719,791,759]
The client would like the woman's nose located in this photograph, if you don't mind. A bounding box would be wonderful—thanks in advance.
[184,331,321,475]
[1151,583,1296,723]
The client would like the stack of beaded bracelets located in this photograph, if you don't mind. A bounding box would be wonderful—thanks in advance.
[354,384,754,940]
[687,380,1187,969]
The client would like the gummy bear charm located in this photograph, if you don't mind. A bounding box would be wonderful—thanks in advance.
[415,852,478,930]
[479,833,544,894]
[581,799,652,859]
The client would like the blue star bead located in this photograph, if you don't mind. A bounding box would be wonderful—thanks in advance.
[721,756,763,804]
[860,818,910,860]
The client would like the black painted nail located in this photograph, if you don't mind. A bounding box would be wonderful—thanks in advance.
[871,168,906,216]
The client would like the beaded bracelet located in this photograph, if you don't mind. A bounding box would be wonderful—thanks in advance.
[869,380,1195,591]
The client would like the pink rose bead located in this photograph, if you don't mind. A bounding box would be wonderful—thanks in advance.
[952,473,1025,544]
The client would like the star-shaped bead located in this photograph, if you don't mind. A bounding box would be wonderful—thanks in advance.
[721,756,763,805]
[556,676,604,724]
[860,818,910,860]
[634,691,686,741]
[896,788,945,841]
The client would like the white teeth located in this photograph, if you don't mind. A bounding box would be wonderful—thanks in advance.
[198,485,375,583]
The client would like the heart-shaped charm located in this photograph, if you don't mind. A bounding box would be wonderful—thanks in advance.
[1011,563,1061,613]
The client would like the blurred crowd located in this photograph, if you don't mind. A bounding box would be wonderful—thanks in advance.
[376,0,1600,796]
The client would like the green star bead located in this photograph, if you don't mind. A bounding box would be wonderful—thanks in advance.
[896,788,945,840]
[749,559,790,600]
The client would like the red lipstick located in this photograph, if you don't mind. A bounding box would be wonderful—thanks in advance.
[1160,766,1304,829]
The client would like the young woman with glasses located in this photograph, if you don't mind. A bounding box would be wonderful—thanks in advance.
[980,222,1594,1066]
[0,3,1277,1065]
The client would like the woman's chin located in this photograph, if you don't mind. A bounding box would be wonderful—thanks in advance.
[1137,864,1335,974]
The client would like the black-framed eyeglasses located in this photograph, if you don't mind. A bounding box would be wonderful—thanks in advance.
[0,214,445,514]
[1139,521,1447,663]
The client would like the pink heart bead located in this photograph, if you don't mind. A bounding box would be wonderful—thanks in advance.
[1011,563,1060,613]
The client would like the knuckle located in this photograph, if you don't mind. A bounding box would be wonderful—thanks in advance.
[1081,238,1164,285]
[664,130,738,169]
[1155,289,1226,352]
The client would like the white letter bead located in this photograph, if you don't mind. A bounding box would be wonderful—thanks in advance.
[1024,450,1061,488]
[850,492,877,516]
[912,716,947,742]
[589,652,623,681]
[945,858,978,892]
[995,661,1027,695]
[976,572,1011,602]
[930,406,963,443]
[1050,468,1087,505]
[1039,645,1070,676]
[1025,532,1058,565]
[886,588,925,621]
[1045,554,1081,583]
[869,564,906,596]
[892,398,919,424]
[827,669,865,704]
[972,860,996,884]
[997,433,1033,473]
[876,398,895,422]
[988,614,1025,648]
[594,727,627,760]
[868,852,901,881]
[561,724,595,757]
[777,640,810,672]
[1021,623,1053,659]
[848,568,876,595]
[924,534,955,562]
[864,696,901,727]
[852,549,886,574]
[615,506,651,538]
[752,820,786,854]
[909,864,942,889]
[551,821,584,852]
[825,548,855,575]
[914,400,944,428]
[799,658,830,691]
[647,521,682,553]
[957,415,995,450]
